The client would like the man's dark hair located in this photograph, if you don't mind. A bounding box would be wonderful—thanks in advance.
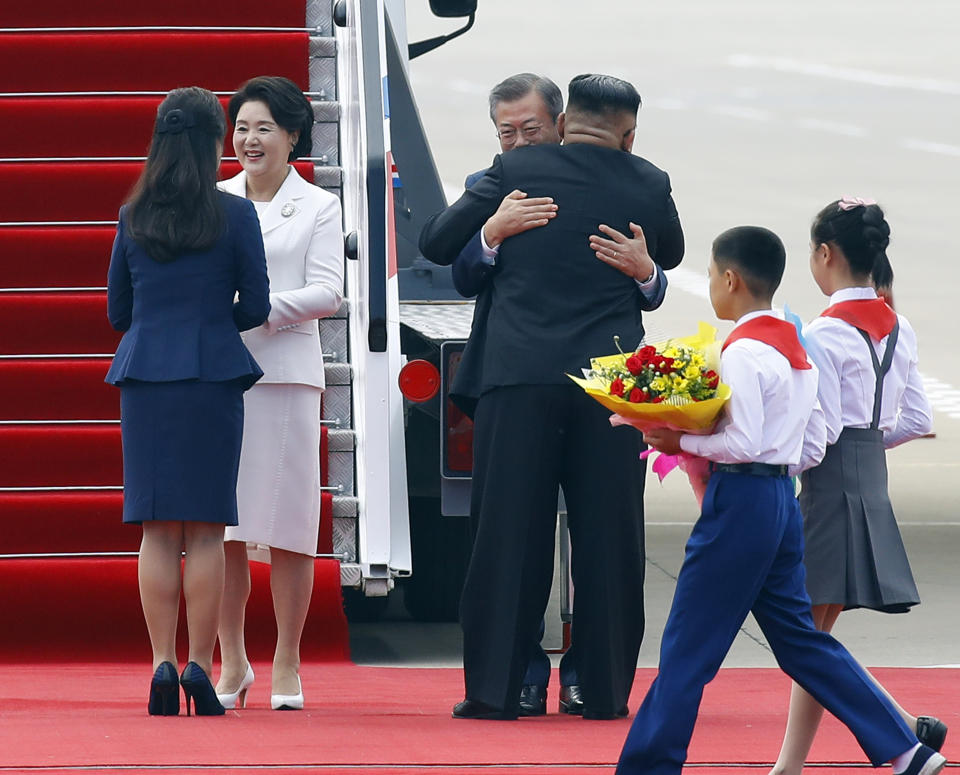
[488,73,563,123]
[229,75,314,161]
[566,74,641,117]
[712,226,786,299]
[125,86,227,264]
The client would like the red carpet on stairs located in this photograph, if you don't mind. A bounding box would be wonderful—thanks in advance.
[0,0,312,27]
[0,227,115,287]
[0,34,309,92]
[0,666,955,769]
[0,160,316,222]
[0,9,348,672]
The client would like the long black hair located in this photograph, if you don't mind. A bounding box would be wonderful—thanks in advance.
[811,200,893,288]
[126,87,227,263]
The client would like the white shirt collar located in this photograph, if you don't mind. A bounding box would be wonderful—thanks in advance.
[733,309,780,328]
[827,286,877,305]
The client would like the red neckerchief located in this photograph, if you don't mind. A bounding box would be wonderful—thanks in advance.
[820,298,897,341]
[722,315,812,370]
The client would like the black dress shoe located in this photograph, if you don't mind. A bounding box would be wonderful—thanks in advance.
[518,684,547,717]
[452,699,518,720]
[558,684,584,715]
[916,716,948,752]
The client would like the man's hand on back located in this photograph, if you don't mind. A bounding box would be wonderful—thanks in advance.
[590,222,656,282]
[481,190,557,248]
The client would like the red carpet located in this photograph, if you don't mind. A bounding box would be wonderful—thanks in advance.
[0,34,308,92]
[0,0,311,26]
[0,559,347,663]
[0,160,315,222]
[0,12,347,673]
[0,666,955,770]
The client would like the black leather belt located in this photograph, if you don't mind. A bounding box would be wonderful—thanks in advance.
[710,462,788,477]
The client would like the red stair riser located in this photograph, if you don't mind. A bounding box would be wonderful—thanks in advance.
[0,228,114,289]
[0,33,309,93]
[0,558,348,662]
[0,292,118,355]
[0,424,121,487]
[0,97,236,159]
[0,161,315,222]
[0,492,131,554]
[0,359,116,420]
[1,0,309,27]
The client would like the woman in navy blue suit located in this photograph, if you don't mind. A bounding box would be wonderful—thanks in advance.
[105,87,270,716]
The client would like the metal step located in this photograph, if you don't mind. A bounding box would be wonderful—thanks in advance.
[310,36,337,100]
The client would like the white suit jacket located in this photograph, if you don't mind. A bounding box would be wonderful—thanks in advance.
[219,166,344,389]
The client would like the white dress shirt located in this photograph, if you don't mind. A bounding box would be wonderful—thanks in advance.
[802,287,932,449]
[680,310,826,473]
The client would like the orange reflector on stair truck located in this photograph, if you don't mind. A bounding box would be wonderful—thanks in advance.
[398,359,440,402]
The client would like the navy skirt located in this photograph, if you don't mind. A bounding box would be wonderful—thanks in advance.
[119,379,244,525]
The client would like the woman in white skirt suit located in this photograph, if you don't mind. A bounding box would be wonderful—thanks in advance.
[215,77,344,710]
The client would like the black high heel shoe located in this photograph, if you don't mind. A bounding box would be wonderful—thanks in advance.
[148,661,180,716]
[179,662,225,716]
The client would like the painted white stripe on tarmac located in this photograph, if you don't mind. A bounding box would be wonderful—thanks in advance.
[711,105,772,122]
[901,138,960,157]
[797,118,867,137]
[727,54,960,96]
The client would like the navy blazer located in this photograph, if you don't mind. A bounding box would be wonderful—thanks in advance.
[105,192,271,391]
[451,170,495,298]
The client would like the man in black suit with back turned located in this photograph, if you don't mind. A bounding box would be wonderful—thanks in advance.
[419,74,684,720]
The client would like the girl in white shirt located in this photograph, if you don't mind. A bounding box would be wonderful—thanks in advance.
[770,199,944,775]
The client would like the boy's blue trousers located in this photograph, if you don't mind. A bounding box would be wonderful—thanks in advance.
[617,471,916,775]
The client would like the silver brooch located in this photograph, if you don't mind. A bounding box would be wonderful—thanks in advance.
[281,203,296,217]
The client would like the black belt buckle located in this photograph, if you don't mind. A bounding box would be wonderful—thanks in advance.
[710,462,788,477]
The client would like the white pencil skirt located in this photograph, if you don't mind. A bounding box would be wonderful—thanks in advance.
[226,382,323,559]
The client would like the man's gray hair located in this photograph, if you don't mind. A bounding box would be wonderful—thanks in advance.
[488,73,563,124]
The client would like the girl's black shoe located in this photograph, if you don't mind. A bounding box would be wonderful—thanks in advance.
[148,661,180,716]
[179,662,225,716]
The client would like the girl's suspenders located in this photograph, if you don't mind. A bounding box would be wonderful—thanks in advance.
[854,321,900,431]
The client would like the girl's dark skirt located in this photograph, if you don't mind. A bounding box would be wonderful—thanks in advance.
[799,426,919,614]
[119,379,244,525]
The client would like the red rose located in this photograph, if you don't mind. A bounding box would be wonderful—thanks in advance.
[638,345,657,364]
[651,395,664,404]
[628,387,644,403]
[704,370,719,388]
[657,356,675,374]
[610,377,625,397]
[625,355,643,375]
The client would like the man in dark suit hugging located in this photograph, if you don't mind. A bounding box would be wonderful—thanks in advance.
[420,74,684,721]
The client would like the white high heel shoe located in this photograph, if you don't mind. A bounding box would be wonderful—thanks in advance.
[271,675,303,710]
[216,663,255,709]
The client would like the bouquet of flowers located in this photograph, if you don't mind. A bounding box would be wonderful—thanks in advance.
[569,322,732,505]
[568,322,730,432]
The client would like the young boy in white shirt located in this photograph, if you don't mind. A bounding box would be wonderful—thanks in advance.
[615,226,945,775]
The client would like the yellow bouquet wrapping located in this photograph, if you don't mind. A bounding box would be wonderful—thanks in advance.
[568,322,731,433]
[568,322,732,506]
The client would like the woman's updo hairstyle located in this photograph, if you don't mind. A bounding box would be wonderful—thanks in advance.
[811,199,893,288]
[228,76,314,161]
[126,86,228,263]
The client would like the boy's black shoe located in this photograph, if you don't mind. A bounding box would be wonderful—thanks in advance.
[452,699,518,720]
[916,716,948,752]
[898,744,946,775]
[518,685,547,716]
